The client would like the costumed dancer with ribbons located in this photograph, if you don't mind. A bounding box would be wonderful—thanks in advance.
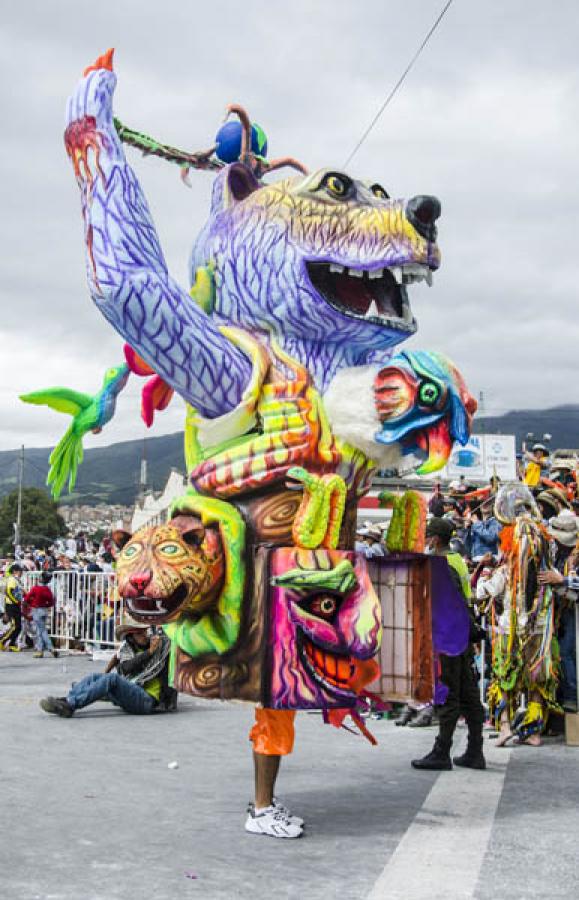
[477,485,562,746]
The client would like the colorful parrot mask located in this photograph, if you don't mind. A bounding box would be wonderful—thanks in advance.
[373,350,477,475]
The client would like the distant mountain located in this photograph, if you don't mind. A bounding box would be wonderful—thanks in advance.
[2,404,577,506]
[0,432,184,507]
[473,404,579,450]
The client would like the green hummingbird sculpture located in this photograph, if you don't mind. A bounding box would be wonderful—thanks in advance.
[20,364,130,498]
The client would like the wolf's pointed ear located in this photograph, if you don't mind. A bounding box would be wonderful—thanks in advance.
[225,162,260,203]
[170,514,206,547]
[207,163,259,219]
[112,529,132,550]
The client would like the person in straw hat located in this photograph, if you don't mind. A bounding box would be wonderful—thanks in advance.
[39,613,176,718]
[539,511,579,709]
[536,487,569,522]
[354,521,386,558]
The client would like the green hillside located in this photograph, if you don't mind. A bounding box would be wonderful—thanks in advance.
[0,433,184,507]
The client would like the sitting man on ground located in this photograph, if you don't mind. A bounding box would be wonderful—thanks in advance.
[412,517,486,772]
[40,615,177,717]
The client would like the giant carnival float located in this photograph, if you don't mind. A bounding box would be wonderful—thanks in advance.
[22,50,474,736]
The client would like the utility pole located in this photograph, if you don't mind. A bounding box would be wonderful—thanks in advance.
[478,391,485,433]
[14,444,24,551]
[139,436,148,500]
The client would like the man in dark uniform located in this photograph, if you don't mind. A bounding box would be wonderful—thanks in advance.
[412,518,486,771]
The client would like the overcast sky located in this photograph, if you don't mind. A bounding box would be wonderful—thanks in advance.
[2,0,578,455]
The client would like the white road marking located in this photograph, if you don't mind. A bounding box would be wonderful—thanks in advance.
[366,744,511,900]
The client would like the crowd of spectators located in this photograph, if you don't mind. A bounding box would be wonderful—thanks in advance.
[354,444,579,736]
[1,532,117,578]
[0,532,119,654]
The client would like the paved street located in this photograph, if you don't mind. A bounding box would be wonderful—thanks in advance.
[1,654,578,900]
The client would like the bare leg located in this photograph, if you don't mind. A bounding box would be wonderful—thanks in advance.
[518,691,543,746]
[495,708,514,747]
[253,752,281,809]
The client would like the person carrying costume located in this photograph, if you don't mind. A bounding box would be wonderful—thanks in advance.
[40,615,177,717]
[0,564,24,652]
[245,709,303,838]
[412,518,486,771]
[24,572,58,659]
[21,48,480,847]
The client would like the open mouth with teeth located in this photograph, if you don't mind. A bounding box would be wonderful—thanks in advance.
[305,261,432,331]
[299,632,355,696]
[126,584,189,623]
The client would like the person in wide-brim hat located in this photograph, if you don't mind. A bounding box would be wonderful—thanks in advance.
[536,489,569,519]
[40,612,175,720]
[115,613,150,642]
[356,521,384,541]
[548,512,579,548]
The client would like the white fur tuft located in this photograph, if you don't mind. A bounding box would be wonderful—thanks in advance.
[323,366,403,468]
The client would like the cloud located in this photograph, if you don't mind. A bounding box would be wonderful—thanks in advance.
[1,0,578,453]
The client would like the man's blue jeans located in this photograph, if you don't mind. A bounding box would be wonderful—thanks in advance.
[67,672,156,714]
[559,607,577,704]
[32,608,54,652]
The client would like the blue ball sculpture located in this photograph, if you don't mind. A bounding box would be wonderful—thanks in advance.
[215,121,268,164]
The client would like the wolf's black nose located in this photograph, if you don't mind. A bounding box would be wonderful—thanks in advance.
[406,195,441,240]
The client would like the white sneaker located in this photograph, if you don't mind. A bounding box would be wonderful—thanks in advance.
[273,797,304,827]
[246,798,304,827]
[245,805,303,839]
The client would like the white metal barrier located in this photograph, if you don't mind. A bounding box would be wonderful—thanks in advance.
[22,571,123,651]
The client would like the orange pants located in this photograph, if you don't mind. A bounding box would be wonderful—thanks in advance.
[249,708,296,756]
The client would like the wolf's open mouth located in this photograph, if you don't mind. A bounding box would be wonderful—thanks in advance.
[299,633,355,695]
[305,261,433,332]
[126,583,188,623]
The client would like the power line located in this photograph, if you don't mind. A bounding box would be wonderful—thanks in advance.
[23,457,48,478]
[343,0,455,168]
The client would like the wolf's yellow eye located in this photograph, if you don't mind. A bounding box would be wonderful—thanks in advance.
[371,183,389,200]
[327,176,345,196]
[321,172,352,199]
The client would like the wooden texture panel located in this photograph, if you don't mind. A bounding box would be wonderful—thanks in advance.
[367,556,434,703]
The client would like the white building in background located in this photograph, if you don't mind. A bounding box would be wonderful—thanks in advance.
[130,469,187,532]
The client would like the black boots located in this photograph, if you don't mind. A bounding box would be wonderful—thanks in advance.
[411,738,452,770]
[453,749,486,769]
[453,736,486,769]
[412,734,487,771]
